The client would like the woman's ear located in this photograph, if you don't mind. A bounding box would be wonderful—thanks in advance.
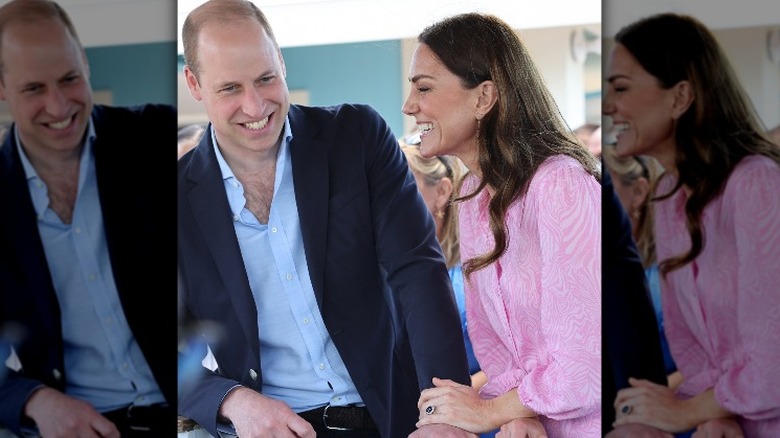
[671,80,694,120]
[475,80,498,119]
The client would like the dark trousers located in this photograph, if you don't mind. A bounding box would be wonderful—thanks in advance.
[101,404,176,437]
[306,425,380,438]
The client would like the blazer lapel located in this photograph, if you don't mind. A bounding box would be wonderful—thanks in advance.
[183,132,260,353]
[289,106,329,308]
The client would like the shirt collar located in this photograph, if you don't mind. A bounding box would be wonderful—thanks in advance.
[16,117,97,182]
[212,115,293,183]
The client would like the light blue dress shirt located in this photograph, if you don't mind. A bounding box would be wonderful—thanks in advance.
[16,122,165,412]
[212,121,362,412]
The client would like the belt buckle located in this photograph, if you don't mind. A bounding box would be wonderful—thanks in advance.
[322,404,351,431]
[126,404,152,432]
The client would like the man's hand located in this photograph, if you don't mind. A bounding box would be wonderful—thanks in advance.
[496,417,548,438]
[692,418,744,438]
[408,423,478,438]
[606,424,674,438]
[24,387,119,438]
[219,387,315,438]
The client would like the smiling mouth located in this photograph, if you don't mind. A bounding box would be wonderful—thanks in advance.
[243,115,270,131]
[419,122,434,135]
[47,115,75,130]
[613,123,629,137]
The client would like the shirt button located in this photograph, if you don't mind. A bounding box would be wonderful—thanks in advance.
[319,363,325,370]
[271,227,277,233]
[35,181,42,188]
[37,215,44,221]
[74,227,81,234]
[303,318,310,324]
[89,274,96,281]
[333,396,342,402]
[233,215,239,221]
[286,273,292,281]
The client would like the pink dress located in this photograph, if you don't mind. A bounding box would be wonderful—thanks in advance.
[655,155,780,436]
[459,155,601,437]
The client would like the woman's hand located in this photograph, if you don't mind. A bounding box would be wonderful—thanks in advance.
[416,377,493,432]
[613,378,694,432]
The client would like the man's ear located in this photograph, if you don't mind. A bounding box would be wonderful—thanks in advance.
[81,48,90,80]
[278,48,287,78]
[671,80,694,120]
[475,80,498,119]
[184,65,203,102]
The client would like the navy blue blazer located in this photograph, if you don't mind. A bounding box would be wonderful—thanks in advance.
[0,104,178,435]
[602,165,667,434]
[177,104,469,438]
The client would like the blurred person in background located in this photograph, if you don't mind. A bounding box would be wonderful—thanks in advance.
[178,123,206,159]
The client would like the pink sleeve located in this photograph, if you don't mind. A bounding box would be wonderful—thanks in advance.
[515,163,602,420]
[662,275,719,396]
[714,159,780,419]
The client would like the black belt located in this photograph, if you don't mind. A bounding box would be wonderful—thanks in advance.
[101,403,176,436]
[298,404,376,431]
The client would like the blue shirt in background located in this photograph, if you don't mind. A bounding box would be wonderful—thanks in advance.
[645,264,677,375]
[449,265,496,438]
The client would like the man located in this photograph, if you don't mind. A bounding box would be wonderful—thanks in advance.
[177,1,471,437]
[0,1,177,436]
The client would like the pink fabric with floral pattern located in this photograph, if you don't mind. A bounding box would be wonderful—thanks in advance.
[459,155,601,437]
[655,155,780,436]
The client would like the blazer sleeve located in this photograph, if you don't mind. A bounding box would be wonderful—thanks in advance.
[357,105,471,390]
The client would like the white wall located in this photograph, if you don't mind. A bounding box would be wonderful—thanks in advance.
[0,0,177,47]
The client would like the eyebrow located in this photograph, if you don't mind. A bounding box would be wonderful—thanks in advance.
[215,69,277,89]
[607,74,630,83]
[18,70,80,89]
[408,74,434,83]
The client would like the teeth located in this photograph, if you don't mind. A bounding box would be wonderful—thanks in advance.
[614,123,629,133]
[49,118,71,130]
[244,116,269,131]
[419,123,434,134]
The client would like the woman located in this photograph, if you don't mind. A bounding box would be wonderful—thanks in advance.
[602,146,678,380]
[402,13,602,437]
[604,13,780,436]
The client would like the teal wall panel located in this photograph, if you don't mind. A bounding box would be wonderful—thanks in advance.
[87,42,177,107]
